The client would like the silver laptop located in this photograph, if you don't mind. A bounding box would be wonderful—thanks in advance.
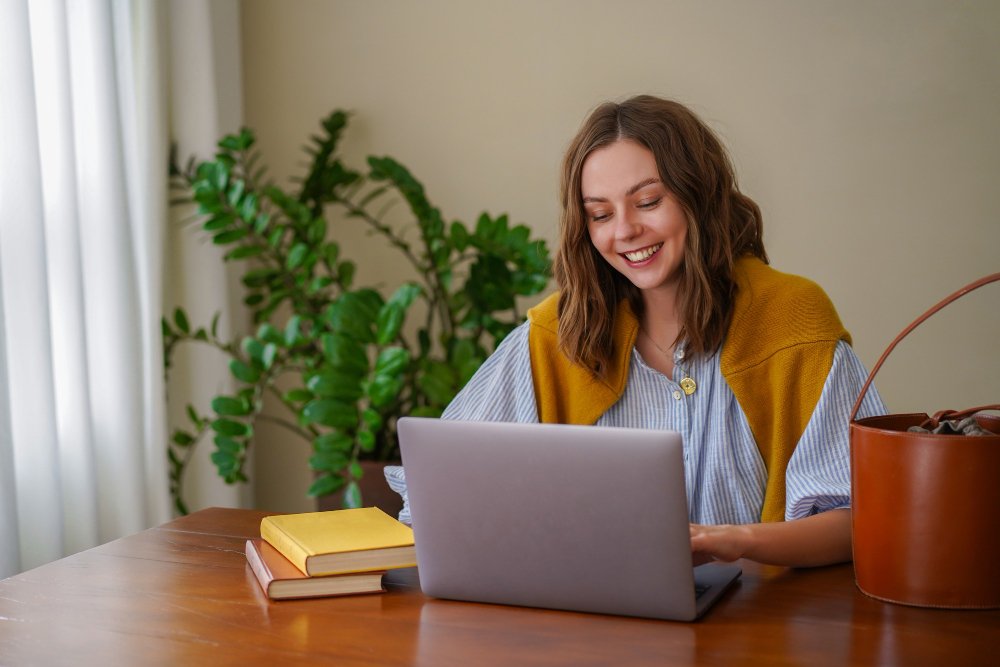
[397,417,741,621]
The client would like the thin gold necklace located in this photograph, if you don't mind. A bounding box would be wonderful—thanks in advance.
[640,328,697,395]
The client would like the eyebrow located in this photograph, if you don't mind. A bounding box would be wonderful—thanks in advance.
[582,178,661,203]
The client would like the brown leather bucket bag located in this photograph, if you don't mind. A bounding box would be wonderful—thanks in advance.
[850,272,1000,608]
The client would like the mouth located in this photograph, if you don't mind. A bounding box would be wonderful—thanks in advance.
[621,243,663,264]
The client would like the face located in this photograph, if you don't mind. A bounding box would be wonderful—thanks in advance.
[581,140,688,295]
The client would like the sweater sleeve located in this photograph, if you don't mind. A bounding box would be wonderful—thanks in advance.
[784,340,887,520]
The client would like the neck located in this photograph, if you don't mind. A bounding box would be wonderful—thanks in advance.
[639,282,681,350]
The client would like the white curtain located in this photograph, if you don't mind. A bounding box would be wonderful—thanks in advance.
[0,0,171,577]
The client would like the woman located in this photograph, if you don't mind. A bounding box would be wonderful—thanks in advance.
[390,95,885,567]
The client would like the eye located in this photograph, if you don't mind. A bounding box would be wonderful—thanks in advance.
[637,197,662,210]
[586,209,611,222]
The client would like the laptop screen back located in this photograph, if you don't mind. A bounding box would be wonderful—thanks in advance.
[397,417,712,620]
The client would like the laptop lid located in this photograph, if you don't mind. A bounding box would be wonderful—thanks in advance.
[397,417,740,621]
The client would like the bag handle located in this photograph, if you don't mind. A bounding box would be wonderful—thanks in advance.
[849,271,1000,423]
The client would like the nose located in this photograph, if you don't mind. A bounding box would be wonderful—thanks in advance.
[613,208,641,241]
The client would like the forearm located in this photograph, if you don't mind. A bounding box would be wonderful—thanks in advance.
[690,508,853,568]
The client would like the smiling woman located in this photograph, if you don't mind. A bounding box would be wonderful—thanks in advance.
[391,95,888,569]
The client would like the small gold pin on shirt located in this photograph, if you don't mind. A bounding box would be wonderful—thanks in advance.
[680,376,697,395]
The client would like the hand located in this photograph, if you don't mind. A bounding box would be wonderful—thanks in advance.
[689,523,752,565]
[689,510,853,568]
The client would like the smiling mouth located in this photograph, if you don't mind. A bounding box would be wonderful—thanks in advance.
[622,243,663,263]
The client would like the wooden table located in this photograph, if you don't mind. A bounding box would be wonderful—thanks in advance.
[0,508,995,666]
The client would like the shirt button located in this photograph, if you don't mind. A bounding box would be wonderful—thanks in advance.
[672,390,682,400]
[676,349,685,360]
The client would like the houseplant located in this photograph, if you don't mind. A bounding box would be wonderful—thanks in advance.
[164,110,551,515]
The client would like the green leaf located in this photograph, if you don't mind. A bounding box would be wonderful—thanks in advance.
[213,228,249,245]
[308,218,327,244]
[227,179,245,207]
[467,255,515,311]
[219,134,243,151]
[257,323,283,345]
[376,304,405,345]
[253,212,270,233]
[387,282,421,310]
[302,399,357,429]
[262,343,278,369]
[418,362,458,406]
[212,396,251,416]
[320,333,369,374]
[451,221,470,250]
[239,192,259,221]
[242,337,265,366]
[224,245,265,260]
[327,290,382,344]
[374,347,409,378]
[287,242,309,269]
[186,404,202,428]
[375,283,420,345]
[357,430,375,452]
[308,276,335,294]
[344,481,362,508]
[214,436,243,454]
[161,317,172,337]
[203,213,235,232]
[284,315,302,346]
[172,430,195,446]
[366,374,404,408]
[450,338,475,368]
[229,358,261,384]
[323,241,340,266]
[173,308,190,334]
[361,408,382,431]
[308,474,345,497]
[283,388,314,403]
[309,451,349,472]
[210,450,236,473]
[212,161,230,190]
[307,370,363,400]
[314,431,353,453]
[211,418,251,437]
[475,212,494,239]
[242,268,277,289]
[338,261,355,288]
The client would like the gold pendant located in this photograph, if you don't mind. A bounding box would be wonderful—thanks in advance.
[680,376,697,395]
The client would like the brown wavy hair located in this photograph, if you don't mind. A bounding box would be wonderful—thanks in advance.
[553,95,767,376]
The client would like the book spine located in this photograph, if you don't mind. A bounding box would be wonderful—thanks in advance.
[244,540,274,597]
[260,518,310,574]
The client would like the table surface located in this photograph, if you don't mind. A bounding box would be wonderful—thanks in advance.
[0,507,996,666]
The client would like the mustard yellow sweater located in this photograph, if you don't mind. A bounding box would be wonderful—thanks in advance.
[526,257,850,522]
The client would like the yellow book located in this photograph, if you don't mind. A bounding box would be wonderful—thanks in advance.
[260,507,416,576]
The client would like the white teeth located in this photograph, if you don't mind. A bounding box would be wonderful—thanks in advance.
[623,243,662,262]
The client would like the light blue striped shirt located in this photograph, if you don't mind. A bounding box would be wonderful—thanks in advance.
[387,320,886,526]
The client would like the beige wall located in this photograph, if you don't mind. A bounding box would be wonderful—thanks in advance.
[239,0,1000,511]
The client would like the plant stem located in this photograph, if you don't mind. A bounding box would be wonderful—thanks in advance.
[256,413,314,441]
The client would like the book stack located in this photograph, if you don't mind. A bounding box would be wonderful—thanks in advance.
[246,506,416,601]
